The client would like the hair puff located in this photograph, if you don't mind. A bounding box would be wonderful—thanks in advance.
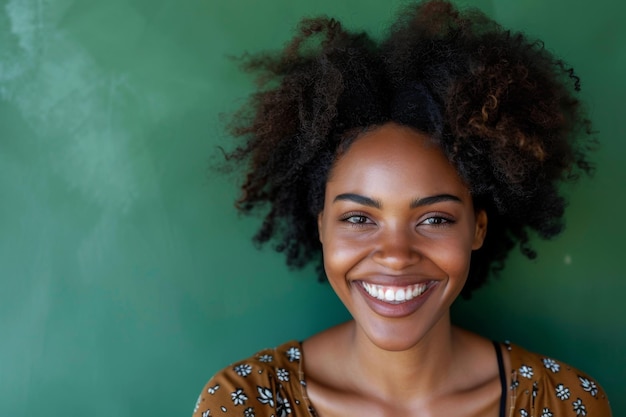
[222,0,595,298]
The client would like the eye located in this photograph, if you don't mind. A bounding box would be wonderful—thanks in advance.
[340,213,374,226]
[420,216,453,226]
[345,215,370,224]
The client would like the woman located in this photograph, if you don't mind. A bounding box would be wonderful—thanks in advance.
[193,1,612,416]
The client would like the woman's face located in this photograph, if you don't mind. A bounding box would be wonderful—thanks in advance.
[317,122,487,351]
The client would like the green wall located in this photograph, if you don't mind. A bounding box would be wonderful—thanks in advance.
[0,0,623,415]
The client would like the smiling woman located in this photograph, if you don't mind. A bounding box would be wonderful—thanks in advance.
[192,1,612,416]
[316,124,487,353]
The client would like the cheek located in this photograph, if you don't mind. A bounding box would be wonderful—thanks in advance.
[321,228,371,281]
[322,236,355,276]
[420,231,475,280]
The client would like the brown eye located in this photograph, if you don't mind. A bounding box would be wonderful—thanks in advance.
[345,215,370,224]
[421,216,453,226]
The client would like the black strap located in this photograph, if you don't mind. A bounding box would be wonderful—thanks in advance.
[493,341,507,417]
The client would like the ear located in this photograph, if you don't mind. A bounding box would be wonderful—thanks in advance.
[472,209,488,250]
[317,211,324,244]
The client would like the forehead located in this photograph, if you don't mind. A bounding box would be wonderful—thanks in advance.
[326,123,470,198]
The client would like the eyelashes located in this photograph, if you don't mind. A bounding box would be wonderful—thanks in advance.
[340,212,374,227]
[339,212,456,228]
[421,216,454,226]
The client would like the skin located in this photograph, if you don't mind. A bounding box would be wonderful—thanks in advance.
[302,122,510,417]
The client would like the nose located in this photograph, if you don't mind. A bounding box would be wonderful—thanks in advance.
[372,226,420,270]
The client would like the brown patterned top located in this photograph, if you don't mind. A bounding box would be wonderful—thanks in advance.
[192,340,612,417]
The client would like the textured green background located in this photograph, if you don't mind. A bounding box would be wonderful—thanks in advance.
[0,0,623,415]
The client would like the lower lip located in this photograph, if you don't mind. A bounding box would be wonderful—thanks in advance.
[354,281,438,318]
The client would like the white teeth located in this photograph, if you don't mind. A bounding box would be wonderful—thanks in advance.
[360,282,431,304]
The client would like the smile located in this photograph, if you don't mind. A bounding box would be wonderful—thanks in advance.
[359,281,433,304]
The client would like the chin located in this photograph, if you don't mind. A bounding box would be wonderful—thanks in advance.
[357,317,439,353]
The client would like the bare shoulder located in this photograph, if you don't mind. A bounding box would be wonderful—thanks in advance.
[452,327,507,384]
[300,321,353,387]
[301,322,376,416]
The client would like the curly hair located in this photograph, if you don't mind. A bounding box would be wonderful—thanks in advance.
[222,0,595,298]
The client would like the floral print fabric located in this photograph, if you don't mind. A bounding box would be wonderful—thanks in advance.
[192,342,312,417]
[192,340,611,417]
[505,341,612,417]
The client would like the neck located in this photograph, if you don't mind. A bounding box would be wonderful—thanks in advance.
[344,313,460,401]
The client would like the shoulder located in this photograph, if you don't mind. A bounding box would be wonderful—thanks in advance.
[192,341,313,417]
[504,341,612,417]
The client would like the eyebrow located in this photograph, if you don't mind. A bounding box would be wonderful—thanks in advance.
[410,194,462,208]
[334,193,382,208]
[333,193,462,209]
